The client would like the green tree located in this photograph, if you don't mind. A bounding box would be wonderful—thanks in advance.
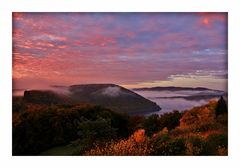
[143,114,160,137]
[159,110,182,131]
[77,118,117,146]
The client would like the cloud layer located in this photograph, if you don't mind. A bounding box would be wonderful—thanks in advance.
[13,12,227,90]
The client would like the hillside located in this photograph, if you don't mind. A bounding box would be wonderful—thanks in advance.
[23,84,161,114]
[85,98,228,156]
[12,97,227,155]
[133,86,226,101]
[13,104,131,155]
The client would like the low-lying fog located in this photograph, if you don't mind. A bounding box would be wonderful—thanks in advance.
[13,87,226,116]
[134,90,225,115]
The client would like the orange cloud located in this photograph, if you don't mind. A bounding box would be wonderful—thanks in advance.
[202,18,210,25]
[198,13,227,28]
[12,13,227,91]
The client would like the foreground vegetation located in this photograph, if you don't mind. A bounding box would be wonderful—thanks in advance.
[12,97,227,155]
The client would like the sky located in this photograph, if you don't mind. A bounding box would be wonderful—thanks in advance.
[12,12,227,91]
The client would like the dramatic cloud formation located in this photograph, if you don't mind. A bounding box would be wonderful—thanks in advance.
[13,13,227,91]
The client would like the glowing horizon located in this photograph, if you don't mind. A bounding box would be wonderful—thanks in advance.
[13,13,227,91]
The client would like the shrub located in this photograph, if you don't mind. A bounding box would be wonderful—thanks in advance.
[150,135,186,155]
[85,129,151,156]
[77,118,117,146]
[206,133,228,155]
[143,114,160,136]
[128,115,145,133]
[110,112,130,138]
[143,111,182,137]
[191,122,221,133]
[159,110,182,131]
[185,136,210,155]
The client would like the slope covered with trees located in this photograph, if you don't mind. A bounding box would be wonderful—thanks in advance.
[85,98,227,156]
[12,96,227,156]
[22,84,161,114]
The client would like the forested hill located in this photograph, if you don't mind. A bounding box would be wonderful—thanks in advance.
[22,84,161,114]
[133,86,225,92]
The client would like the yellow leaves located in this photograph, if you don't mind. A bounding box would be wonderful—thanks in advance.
[85,129,151,156]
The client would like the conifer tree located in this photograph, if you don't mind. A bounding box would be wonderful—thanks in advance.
[215,96,227,117]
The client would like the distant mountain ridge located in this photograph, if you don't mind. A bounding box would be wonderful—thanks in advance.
[23,84,161,114]
[133,86,225,92]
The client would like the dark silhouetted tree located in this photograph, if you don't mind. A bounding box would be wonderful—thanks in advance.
[215,96,227,117]
[159,110,182,131]
[143,114,160,137]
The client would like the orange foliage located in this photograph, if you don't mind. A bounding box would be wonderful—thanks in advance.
[85,129,151,156]
[132,129,146,143]
[200,130,223,138]
[179,100,217,129]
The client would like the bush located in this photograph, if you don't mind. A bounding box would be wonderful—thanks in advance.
[110,112,130,138]
[128,115,145,133]
[159,110,182,131]
[143,114,160,136]
[191,122,220,133]
[150,135,186,155]
[185,136,210,155]
[206,133,228,155]
[85,129,151,156]
[77,118,117,146]
[143,111,182,137]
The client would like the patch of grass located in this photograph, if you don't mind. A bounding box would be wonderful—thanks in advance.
[40,144,84,156]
